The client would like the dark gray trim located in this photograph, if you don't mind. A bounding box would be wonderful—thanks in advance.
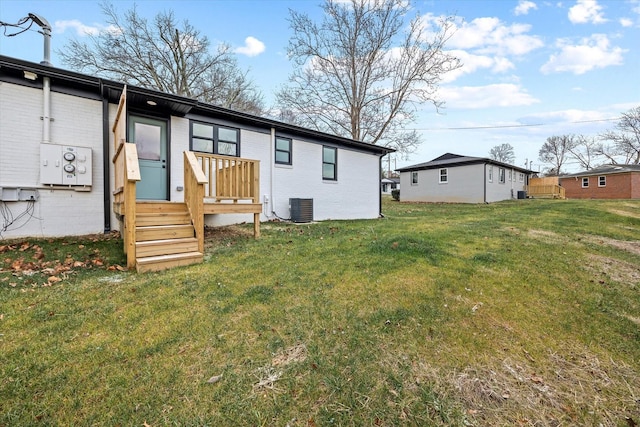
[102,85,111,233]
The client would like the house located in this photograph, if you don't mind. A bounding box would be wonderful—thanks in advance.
[381,177,400,194]
[0,55,393,271]
[559,165,640,199]
[396,153,534,203]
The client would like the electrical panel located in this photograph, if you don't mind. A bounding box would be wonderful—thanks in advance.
[40,144,92,186]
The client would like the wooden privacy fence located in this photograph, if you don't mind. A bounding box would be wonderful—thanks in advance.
[527,177,565,199]
[194,153,260,203]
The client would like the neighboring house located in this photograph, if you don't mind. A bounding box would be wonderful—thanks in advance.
[0,55,392,271]
[396,153,533,203]
[381,177,400,194]
[559,165,640,199]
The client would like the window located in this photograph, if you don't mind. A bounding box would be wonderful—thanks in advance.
[190,121,240,157]
[411,171,418,185]
[322,146,337,180]
[582,177,589,188]
[275,137,292,165]
[598,176,606,187]
[499,168,505,184]
[488,166,493,182]
[439,168,448,183]
[519,173,524,183]
[508,170,512,181]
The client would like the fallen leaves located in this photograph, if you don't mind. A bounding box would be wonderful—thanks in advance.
[1,236,125,287]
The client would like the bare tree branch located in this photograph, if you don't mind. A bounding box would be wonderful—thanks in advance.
[276,0,461,154]
[489,143,515,164]
[57,1,263,114]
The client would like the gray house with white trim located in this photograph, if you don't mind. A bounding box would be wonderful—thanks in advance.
[397,153,534,203]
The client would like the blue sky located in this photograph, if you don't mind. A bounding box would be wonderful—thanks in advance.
[1,0,639,172]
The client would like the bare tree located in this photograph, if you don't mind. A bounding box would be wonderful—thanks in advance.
[598,106,640,164]
[489,143,515,164]
[538,135,575,175]
[58,2,264,114]
[567,135,600,170]
[275,0,461,154]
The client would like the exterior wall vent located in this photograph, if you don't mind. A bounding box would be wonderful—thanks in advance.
[290,198,313,223]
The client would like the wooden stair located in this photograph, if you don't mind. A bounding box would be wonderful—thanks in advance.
[134,202,203,273]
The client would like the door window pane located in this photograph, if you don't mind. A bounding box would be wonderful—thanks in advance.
[135,122,161,160]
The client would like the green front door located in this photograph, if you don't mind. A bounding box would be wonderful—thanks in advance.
[129,115,168,200]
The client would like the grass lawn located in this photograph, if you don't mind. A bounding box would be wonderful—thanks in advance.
[1,197,639,426]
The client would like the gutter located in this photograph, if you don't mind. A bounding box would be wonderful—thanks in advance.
[484,163,487,203]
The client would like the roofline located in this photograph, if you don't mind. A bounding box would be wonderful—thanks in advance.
[0,55,395,156]
[397,156,534,174]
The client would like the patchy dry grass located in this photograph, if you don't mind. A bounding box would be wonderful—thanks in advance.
[1,198,639,426]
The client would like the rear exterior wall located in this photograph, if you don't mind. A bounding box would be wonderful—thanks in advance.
[560,174,634,199]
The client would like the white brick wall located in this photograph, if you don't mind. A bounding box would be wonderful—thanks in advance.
[0,82,105,238]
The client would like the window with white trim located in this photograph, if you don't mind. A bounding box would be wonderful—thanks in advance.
[499,168,505,183]
[519,173,524,182]
[439,168,448,183]
[598,176,606,187]
[411,171,418,185]
[488,166,493,182]
[582,177,589,188]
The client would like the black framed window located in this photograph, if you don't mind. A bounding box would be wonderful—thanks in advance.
[275,137,292,165]
[190,121,240,157]
[322,146,337,180]
[499,168,506,183]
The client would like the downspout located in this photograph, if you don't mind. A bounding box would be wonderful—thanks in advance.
[484,163,487,203]
[101,81,111,232]
[379,155,384,217]
[269,127,275,219]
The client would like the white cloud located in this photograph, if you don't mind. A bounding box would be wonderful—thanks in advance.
[619,18,633,27]
[234,36,265,57]
[442,50,514,83]
[568,0,607,24]
[439,84,540,109]
[540,34,625,74]
[54,20,101,36]
[514,1,538,16]
[448,17,544,56]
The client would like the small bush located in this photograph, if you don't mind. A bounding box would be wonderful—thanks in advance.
[391,189,400,201]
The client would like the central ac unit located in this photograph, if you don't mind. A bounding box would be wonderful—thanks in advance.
[290,198,313,223]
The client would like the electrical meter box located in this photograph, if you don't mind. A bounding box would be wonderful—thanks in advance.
[40,144,92,186]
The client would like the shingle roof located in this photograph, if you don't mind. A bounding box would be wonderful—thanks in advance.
[562,164,640,178]
[396,153,534,173]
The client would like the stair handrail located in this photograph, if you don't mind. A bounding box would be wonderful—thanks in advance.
[184,151,207,253]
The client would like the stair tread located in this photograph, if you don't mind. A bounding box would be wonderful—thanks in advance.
[136,237,197,246]
[136,251,203,264]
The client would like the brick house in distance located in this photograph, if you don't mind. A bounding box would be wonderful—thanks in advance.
[559,165,640,199]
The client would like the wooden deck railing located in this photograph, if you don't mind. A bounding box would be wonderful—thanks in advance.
[111,85,141,269]
[112,142,141,269]
[194,153,260,203]
[183,151,207,254]
[527,184,566,199]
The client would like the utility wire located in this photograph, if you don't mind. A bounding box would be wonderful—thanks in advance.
[0,16,35,37]
[410,117,621,131]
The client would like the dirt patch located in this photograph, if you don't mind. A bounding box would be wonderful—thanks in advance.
[608,209,640,219]
[527,229,573,245]
[411,346,640,426]
[582,235,640,256]
[585,254,640,286]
